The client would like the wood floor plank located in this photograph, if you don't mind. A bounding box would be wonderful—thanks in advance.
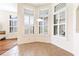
[0,39,17,55]
[1,40,73,56]
[18,42,73,56]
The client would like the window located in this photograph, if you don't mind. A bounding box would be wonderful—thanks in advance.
[9,15,17,33]
[54,3,66,12]
[24,9,34,34]
[54,25,58,35]
[53,3,66,37]
[39,10,48,34]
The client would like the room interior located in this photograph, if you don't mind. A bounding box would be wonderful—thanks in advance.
[0,3,79,56]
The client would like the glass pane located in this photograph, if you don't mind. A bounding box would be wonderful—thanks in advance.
[30,26,34,34]
[39,10,48,34]
[9,20,11,26]
[30,16,34,34]
[11,20,13,26]
[24,15,30,25]
[54,25,58,35]
[39,26,43,34]
[59,12,65,24]
[40,20,44,25]
[44,17,48,26]
[13,20,17,26]
[10,27,11,32]
[30,16,34,25]
[54,14,58,24]
[25,26,29,34]
[39,10,48,17]
[59,24,65,36]
[44,17,48,33]
[24,9,34,34]
[13,27,17,32]
[39,17,44,26]
[24,9,33,16]
[44,26,48,33]
[9,15,17,33]
[54,3,66,12]
[10,27,13,33]
[24,15,30,34]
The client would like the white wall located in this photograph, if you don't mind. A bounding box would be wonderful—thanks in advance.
[0,3,17,12]
[50,3,79,55]
[0,10,17,39]
[72,4,79,56]
[0,3,17,39]
[51,4,74,54]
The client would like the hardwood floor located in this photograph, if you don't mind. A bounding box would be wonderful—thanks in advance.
[0,39,17,55]
[1,41,73,56]
[18,42,73,56]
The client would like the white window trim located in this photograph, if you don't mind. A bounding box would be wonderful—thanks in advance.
[53,4,67,38]
[39,9,49,35]
[24,14,34,35]
[9,19,17,33]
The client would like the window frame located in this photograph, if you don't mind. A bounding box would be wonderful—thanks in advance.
[53,3,67,37]
[39,9,49,35]
[9,15,17,33]
[24,9,34,34]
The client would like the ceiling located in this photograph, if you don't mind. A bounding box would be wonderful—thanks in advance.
[26,3,52,7]
[0,3,52,12]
